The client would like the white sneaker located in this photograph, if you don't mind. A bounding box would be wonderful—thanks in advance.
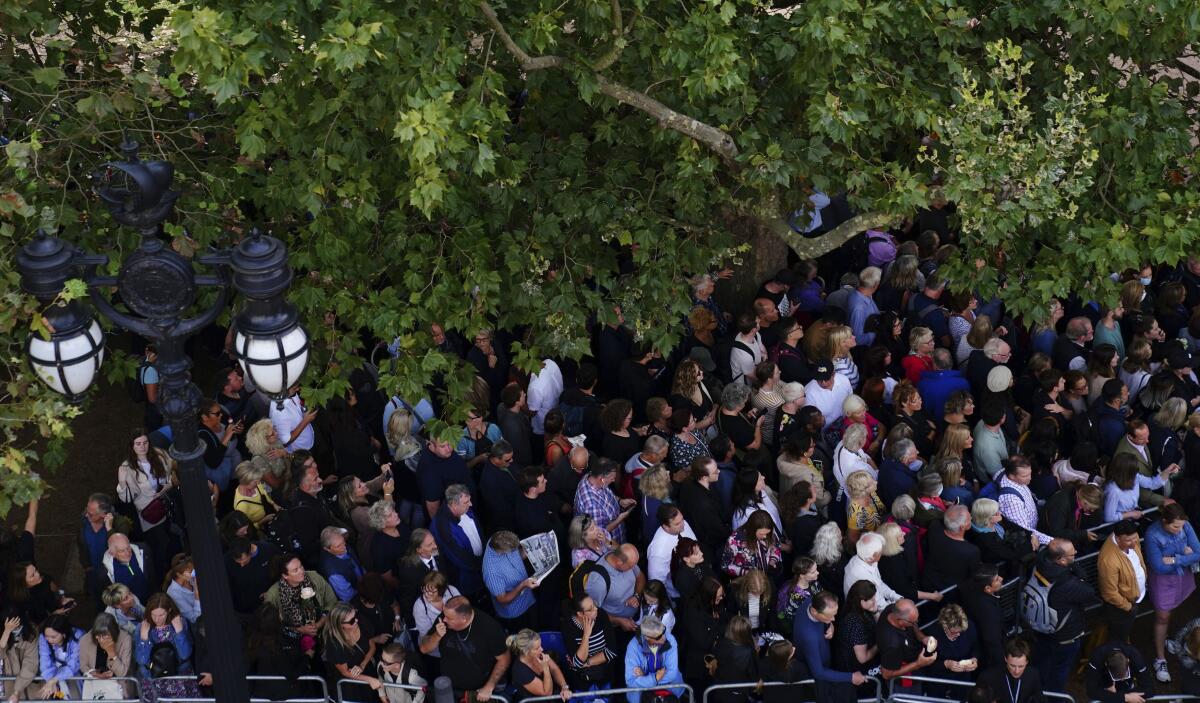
[1155,658,1172,683]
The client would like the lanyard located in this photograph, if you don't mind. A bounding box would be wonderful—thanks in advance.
[1005,675,1020,703]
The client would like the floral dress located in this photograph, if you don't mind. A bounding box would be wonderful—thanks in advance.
[720,533,782,578]
[775,581,822,634]
[668,432,711,472]
[135,624,200,703]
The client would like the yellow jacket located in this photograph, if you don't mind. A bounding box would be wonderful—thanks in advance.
[1098,535,1146,611]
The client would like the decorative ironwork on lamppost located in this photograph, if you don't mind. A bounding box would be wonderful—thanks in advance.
[16,140,309,703]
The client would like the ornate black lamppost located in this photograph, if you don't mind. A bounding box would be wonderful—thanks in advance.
[16,141,309,703]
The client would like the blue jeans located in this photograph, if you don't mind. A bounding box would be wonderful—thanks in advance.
[1038,636,1082,692]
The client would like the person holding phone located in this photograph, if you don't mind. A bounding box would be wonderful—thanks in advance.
[197,399,244,494]
[573,459,635,544]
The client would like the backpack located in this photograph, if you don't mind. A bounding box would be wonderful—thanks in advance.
[263,507,304,554]
[977,477,1021,502]
[567,558,612,601]
[1021,568,1066,634]
[558,400,588,438]
[866,230,898,268]
[717,339,755,385]
[147,641,181,678]
[125,362,151,403]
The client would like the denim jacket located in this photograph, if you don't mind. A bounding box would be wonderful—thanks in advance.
[1144,520,1200,576]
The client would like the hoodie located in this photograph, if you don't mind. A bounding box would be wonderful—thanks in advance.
[623,633,684,703]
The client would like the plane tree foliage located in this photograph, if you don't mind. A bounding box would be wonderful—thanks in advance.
[1,0,1198,508]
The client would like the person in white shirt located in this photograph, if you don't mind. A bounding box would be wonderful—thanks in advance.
[804,362,852,429]
[843,532,902,607]
[833,424,877,496]
[646,505,696,599]
[270,384,316,451]
[729,314,766,386]
[526,359,564,436]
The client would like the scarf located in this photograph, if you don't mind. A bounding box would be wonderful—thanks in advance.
[277,575,318,627]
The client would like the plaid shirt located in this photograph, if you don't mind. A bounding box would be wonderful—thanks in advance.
[575,478,624,543]
[998,475,1052,545]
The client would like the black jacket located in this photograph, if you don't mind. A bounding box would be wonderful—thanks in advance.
[711,639,759,703]
[978,665,1044,703]
[921,525,981,592]
[1042,485,1103,552]
[1033,552,1100,644]
[1085,642,1154,703]
[959,585,1005,670]
[677,480,728,559]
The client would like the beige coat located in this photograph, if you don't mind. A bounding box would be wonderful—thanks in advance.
[2,639,39,700]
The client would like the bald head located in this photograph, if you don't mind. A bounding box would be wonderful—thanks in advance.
[569,447,589,471]
[609,544,640,571]
[107,533,133,562]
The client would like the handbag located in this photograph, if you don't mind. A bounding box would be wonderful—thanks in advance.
[82,679,125,700]
[140,496,167,524]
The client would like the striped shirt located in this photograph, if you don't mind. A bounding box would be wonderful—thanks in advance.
[566,615,615,669]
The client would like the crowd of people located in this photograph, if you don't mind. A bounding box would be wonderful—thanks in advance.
[4,218,1200,703]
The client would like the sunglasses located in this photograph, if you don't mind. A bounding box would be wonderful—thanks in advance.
[342,616,359,626]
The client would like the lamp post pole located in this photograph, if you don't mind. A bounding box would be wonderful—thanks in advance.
[16,142,310,703]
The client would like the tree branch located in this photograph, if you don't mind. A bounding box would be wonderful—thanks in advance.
[478,0,738,161]
[769,210,896,260]
[592,0,626,71]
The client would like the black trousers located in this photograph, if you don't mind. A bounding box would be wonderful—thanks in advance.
[1103,601,1139,643]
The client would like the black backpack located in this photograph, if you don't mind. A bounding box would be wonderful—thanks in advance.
[264,508,303,554]
[125,362,151,403]
[716,339,754,385]
[147,641,180,678]
[558,401,588,437]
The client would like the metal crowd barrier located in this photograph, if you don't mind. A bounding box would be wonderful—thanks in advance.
[0,675,141,702]
[526,684,691,703]
[338,678,437,703]
[340,679,506,703]
[1111,697,1200,703]
[1045,693,1075,703]
[155,674,329,703]
[702,676,880,703]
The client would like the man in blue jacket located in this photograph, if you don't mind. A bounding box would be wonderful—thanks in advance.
[624,615,685,703]
[793,590,866,703]
[1091,379,1128,457]
[918,349,971,423]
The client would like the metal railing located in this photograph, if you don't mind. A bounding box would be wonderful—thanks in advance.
[526,684,692,703]
[702,676,880,703]
[155,675,329,703]
[339,679,506,703]
[0,675,142,702]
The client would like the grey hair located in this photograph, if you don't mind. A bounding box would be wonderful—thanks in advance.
[891,495,917,521]
[932,348,954,370]
[643,435,668,454]
[320,526,348,549]
[982,337,1007,358]
[691,273,715,296]
[367,499,396,531]
[944,504,971,532]
[889,438,916,462]
[811,522,844,565]
[639,614,666,639]
[489,439,514,459]
[842,423,868,452]
[721,382,751,411]
[859,266,882,289]
[842,394,867,417]
[445,483,471,505]
[855,532,884,560]
[488,530,521,553]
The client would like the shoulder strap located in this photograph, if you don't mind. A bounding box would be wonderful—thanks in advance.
[731,340,754,356]
[998,486,1022,500]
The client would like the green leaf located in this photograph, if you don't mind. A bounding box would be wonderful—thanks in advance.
[31,68,65,88]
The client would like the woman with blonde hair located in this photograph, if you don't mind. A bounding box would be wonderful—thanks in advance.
[245,419,290,491]
[727,569,776,635]
[385,407,423,468]
[935,424,975,482]
[954,314,990,367]
[685,306,719,355]
[670,359,716,434]
[232,458,279,528]
[875,522,941,603]
[638,466,673,545]
[826,325,860,390]
[568,515,614,567]
[928,604,979,688]
[508,628,571,700]
[321,601,385,694]
[845,470,885,542]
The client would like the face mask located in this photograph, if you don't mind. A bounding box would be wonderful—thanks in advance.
[933,487,943,498]
[188,569,196,580]
[1140,277,1152,286]
[907,459,923,471]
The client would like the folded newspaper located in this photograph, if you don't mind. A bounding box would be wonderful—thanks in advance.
[521,531,560,584]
